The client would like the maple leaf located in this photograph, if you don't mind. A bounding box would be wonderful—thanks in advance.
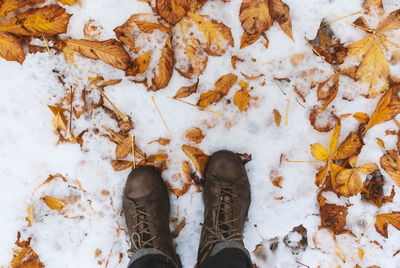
[380,150,400,187]
[0,5,72,36]
[0,32,25,63]
[185,127,205,144]
[59,39,130,70]
[126,51,152,76]
[173,79,199,99]
[42,196,67,210]
[182,144,209,176]
[197,73,238,108]
[375,212,400,238]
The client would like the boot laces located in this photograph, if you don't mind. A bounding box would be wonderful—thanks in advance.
[130,205,158,251]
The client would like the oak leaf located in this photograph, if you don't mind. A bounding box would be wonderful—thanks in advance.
[173,79,199,99]
[0,32,25,63]
[197,73,237,108]
[269,0,293,40]
[0,5,72,36]
[156,0,187,25]
[126,52,151,76]
[380,150,400,187]
[42,196,67,210]
[150,37,175,91]
[61,39,130,70]
[182,144,209,176]
[375,212,400,238]
[185,127,204,144]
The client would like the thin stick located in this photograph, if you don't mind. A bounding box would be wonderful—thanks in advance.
[42,35,51,54]
[151,96,173,137]
[131,136,136,169]
[284,98,290,126]
[322,10,363,27]
[296,261,310,268]
[273,79,287,95]
[285,160,323,163]
[68,87,74,138]
[96,86,127,121]
[175,98,222,116]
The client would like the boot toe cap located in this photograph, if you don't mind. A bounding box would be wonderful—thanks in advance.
[124,167,164,199]
[206,150,246,180]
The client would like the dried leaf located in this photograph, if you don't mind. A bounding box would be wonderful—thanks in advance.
[333,168,363,197]
[353,112,370,124]
[273,109,281,126]
[363,0,384,16]
[173,79,199,99]
[333,131,363,160]
[185,127,205,144]
[42,196,67,210]
[348,35,374,56]
[269,0,293,40]
[315,163,328,186]
[320,203,348,235]
[111,160,133,171]
[365,86,400,132]
[12,233,44,268]
[182,144,209,176]
[0,32,25,63]
[156,0,187,25]
[149,137,170,146]
[234,88,250,112]
[150,37,175,91]
[57,0,78,5]
[357,162,379,175]
[175,37,208,79]
[115,136,134,159]
[126,52,151,76]
[310,143,328,161]
[0,5,71,36]
[375,212,400,238]
[380,150,400,187]
[240,32,261,49]
[172,218,186,238]
[61,39,130,70]
[377,9,400,32]
[318,73,339,111]
[197,73,237,108]
[361,170,385,207]
[83,19,102,40]
[25,205,33,227]
[0,0,43,19]
[240,0,273,35]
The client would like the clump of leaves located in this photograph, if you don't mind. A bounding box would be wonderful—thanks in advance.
[11,232,44,268]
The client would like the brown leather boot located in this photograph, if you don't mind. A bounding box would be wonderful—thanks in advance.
[123,167,181,267]
[197,150,251,265]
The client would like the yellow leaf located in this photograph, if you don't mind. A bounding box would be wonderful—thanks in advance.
[376,138,385,148]
[52,112,67,132]
[148,137,170,146]
[353,112,370,124]
[240,0,273,35]
[0,0,43,19]
[269,0,293,40]
[234,88,250,112]
[175,37,208,79]
[197,73,238,108]
[61,39,130,70]
[174,79,199,99]
[365,86,400,132]
[347,35,374,56]
[156,0,187,25]
[330,162,346,183]
[25,205,33,227]
[240,32,261,49]
[185,127,205,144]
[182,144,209,176]
[273,109,281,126]
[358,248,365,260]
[357,162,379,175]
[126,52,152,76]
[349,156,358,168]
[329,122,341,156]
[332,131,363,160]
[356,36,389,98]
[57,0,78,5]
[42,196,66,210]
[115,136,134,159]
[0,5,72,36]
[334,168,363,197]
[310,143,329,161]
[0,32,25,63]
[377,9,400,32]
[380,150,400,187]
[375,212,400,238]
[315,163,328,186]
[150,37,174,91]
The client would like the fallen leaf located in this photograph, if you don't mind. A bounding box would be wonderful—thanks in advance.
[334,168,363,197]
[42,196,67,210]
[320,203,349,235]
[0,32,25,63]
[273,109,281,126]
[173,79,199,99]
[269,0,293,40]
[317,73,339,111]
[182,144,209,176]
[353,112,370,124]
[115,136,134,159]
[57,0,78,5]
[0,5,72,36]
[0,0,43,19]
[377,138,385,148]
[25,205,33,227]
[240,32,261,49]
[380,150,400,187]
[111,160,133,171]
[11,232,44,268]
[175,37,208,79]
[375,212,400,238]
[185,127,205,144]
[197,73,237,108]
[332,131,363,160]
[61,39,130,70]
[126,52,151,76]
[83,19,102,40]
[364,0,384,16]
[150,37,175,91]
[156,0,187,25]
[240,0,272,35]
[377,9,400,32]
[149,137,170,146]
[362,170,385,207]
[234,88,250,112]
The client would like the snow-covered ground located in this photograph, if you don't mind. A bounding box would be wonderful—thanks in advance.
[1,0,400,267]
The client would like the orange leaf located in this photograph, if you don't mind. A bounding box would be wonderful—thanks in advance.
[273,109,282,126]
[42,196,66,210]
[197,73,237,108]
[234,88,250,112]
[173,79,199,99]
[269,0,293,40]
[375,212,400,238]
[0,31,25,63]
[182,144,209,176]
[185,127,205,144]
[380,150,400,187]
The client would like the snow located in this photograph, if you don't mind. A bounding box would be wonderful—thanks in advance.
[1,0,400,267]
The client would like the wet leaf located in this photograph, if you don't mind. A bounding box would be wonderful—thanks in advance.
[240,0,272,35]
[182,144,209,176]
[269,0,293,40]
[126,52,151,76]
[42,196,67,210]
[380,150,400,187]
[150,37,175,91]
[197,73,237,108]
[185,127,205,144]
[0,5,72,36]
[61,39,130,70]
[375,212,400,238]
[320,203,349,235]
[0,32,25,63]
[174,79,199,99]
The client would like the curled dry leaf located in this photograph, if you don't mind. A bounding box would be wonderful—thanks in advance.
[0,5,72,36]
[362,171,388,208]
[115,136,134,159]
[42,196,67,210]
[149,137,170,146]
[0,32,25,63]
[309,107,338,133]
[182,144,209,176]
[111,160,133,171]
[317,73,339,111]
[150,37,175,91]
[380,150,400,187]
[197,73,238,108]
[11,232,44,268]
[174,79,199,99]
[269,0,293,40]
[156,0,187,25]
[126,52,152,76]
[375,212,400,238]
[273,109,282,126]
[60,39,130,70]
[185,127,205,144]
[365,85,400,132]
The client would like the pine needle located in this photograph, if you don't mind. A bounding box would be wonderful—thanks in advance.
[284,98,290,126]
[273,79,287,95]
[131,135,136,169]
[151,96,173,137]
[322,10,363,27]
[42,35,51,54]
[175,98,222,116]
[96,86,128,121]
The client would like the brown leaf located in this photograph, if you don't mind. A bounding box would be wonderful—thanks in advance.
[126,52,151,76]
[115,136,134,159]
[309,107,338,133]
[269,0,293,40]
[353,112,370,124]
[172,218,186,238]
[320,203,349,235]
[83,19,102,40]
[332,131,363,160]
[240,0,273,35]
[317,73,339,111]
[234,88,250,112]
[175,37,208,79]
[365,86,400,132]
[111,160,133,171]
[273,109,281,126]
[42,196,67,210]
[12,233,44,268]
[0,5,71,36]
[185,127,205,144]
[156,0,187,25]
[270,170,283,188]
[377,9,400,32]
[150,37,175,91]
[61,39,130,70]
[375,212,400,238]
[197,73,237,108]
[0,32,25,63]
[361,170,384,207]
[380,150,400,187]
[240,32,261,49]
[182,144,209,176]
[333,168,363,197]
[231,55,244,69]
[149,137,170,146]
[0,0,43,19]
[173,79,199,99]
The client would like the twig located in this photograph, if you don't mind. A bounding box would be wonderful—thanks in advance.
[284,98,290,126]
[296,261,310,268]
[151,96,173,137]
[132,135,136,169]
[104,242,116,268]
[273,79,287,95]
[175,98,222,116]
[42,35,51,54]
[96,86,128,122]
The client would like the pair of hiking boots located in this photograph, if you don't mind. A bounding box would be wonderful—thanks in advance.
[123,150,251,267]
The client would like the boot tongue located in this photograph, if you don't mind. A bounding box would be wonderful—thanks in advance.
[217,187,237,237]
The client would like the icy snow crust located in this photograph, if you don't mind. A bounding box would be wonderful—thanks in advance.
[1,0,400,267]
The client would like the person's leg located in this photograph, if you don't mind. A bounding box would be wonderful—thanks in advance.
[196,150,252,268]
[123,167,181,268]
